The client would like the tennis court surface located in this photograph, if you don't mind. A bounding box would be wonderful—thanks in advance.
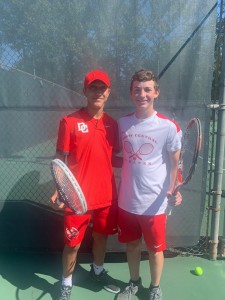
[1,251,225,300]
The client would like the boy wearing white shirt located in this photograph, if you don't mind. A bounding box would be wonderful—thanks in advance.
[117,69,182,300]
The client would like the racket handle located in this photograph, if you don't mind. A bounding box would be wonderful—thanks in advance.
[56,198,62,206]
[165,205,173,216]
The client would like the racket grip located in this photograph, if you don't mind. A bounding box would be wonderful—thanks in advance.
[165,205,173,216]
[56,198,62,206]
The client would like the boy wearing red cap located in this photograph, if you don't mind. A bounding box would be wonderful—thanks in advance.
[50,70,121,300]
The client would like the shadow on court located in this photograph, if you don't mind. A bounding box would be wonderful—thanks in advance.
[0,252,128,299]
[0,199,126,299]
[0,252,61,299]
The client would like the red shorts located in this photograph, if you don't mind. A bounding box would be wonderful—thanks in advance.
[64,203,118,247]
[118,208,166,252]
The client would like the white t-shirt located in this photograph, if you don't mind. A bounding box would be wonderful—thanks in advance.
[118,111,182,215]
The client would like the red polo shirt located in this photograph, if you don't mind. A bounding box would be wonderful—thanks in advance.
[56,108,119,210]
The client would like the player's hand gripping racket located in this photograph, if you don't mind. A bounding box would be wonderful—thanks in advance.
[51,159,87,215]
[166,118,202,215]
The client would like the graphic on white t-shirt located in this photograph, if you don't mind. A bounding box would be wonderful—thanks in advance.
[124,140,154,161]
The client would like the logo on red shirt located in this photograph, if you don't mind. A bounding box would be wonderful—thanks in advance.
[78,122,88,133]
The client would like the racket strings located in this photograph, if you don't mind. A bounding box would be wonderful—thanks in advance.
[54,166,84,213]
[180,124,199,182]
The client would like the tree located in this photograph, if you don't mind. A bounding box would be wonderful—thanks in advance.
[0,0,217,106]
[211,1,225,102]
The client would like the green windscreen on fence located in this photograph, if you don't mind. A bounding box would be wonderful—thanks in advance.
[0,0,217,252]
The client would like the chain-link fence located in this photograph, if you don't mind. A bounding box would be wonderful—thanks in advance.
[0,0,218,254]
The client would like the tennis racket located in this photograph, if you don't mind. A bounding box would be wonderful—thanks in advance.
[51,159,87,215]
[166,118,202,215]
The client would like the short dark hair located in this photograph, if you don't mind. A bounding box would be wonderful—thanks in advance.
[130,69,159,92]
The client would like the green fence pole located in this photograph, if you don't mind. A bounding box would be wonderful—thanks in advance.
[209,32,225,260]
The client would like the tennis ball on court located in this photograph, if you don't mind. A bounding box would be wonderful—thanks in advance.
[195,266,203,276]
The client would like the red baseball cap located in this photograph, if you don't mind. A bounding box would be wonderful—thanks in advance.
[84,70,110,88]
